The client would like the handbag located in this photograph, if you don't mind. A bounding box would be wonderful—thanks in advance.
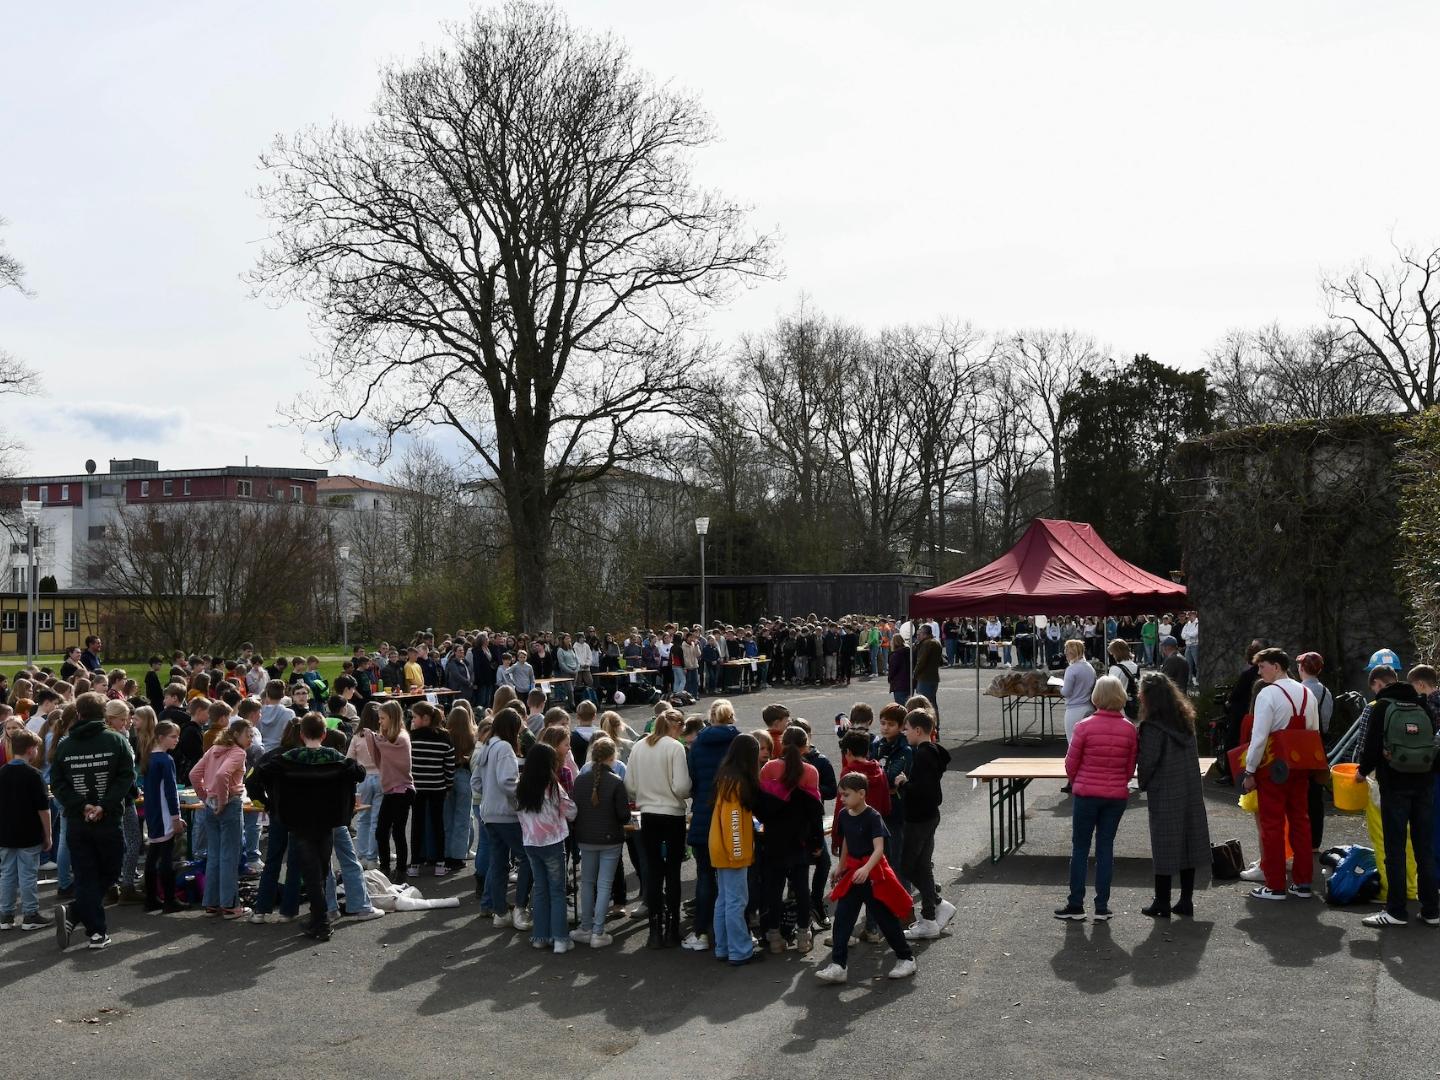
[1211,838,1245,880]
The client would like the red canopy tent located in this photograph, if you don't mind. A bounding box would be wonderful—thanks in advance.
[908,519,1187,737]
[909,518,1187,619]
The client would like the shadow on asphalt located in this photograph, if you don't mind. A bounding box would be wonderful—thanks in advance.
[1347,934,1440,1001]
[1049,917,1216,993]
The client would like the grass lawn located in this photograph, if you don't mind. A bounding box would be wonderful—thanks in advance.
[3,647,355,687]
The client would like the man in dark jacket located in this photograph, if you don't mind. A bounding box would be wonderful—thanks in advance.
[50,692,135,950]
[898,710,954,940]
[1159,636,1191,691]
[1221,639,1265,782]
[912,625,944,725]
[470,635,496,709]
[685,708,740,949]
[1356,665,1439,928]
[444,644,473,696]
[258,713,364,941]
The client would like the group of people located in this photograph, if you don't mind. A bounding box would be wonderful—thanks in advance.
[942,613,1199,685]
[1058,634,1440,931]
[0,634,961,980]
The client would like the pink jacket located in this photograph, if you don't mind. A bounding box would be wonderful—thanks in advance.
[191,744,247,806]
[1065,709,1138,800]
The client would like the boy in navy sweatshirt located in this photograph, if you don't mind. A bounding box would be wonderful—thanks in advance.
[898,710,955,940]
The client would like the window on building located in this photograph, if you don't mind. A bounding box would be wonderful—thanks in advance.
[60,484,69,501]
[38,611,52,631]
[183,478,191,495]
[88,524,107,541]
[9,567,23,592]
[374,498,382,510]
[39,485,48,502]
[88,482,101,497]
[140,480,150,497]
[63,609,78,631]
[291,485,302,502]
[237,479,253,497]
[1,611,13,632]
[163,479,173,496]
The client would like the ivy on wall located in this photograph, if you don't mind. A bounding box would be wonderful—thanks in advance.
[1396,408,1440,664]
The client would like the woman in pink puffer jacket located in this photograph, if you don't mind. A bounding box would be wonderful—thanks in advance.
[1056,676,1138,921]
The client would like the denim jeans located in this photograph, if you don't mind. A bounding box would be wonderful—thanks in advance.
[473,807,489,894]
[690,843,716,936]
[200,798,244,909]
[242,809,262,868]
[444,769,473,862]
[686,669,700,696]
[67,819,123,937]
[254,815,301,916]
[672,666,686,694]
[1185,644,1199,678]
[713,866,752,961]
[190,800,208,860]
[56,809,72,890]
[0,844,42,916]
[485,820,532,913]
[526,840,567,945]
[1068,795,1127,910]
[579,843,622,936]
[324,823,375,916]
[1379,783,1439,920]
[353,773,383,862]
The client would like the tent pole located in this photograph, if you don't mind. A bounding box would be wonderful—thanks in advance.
[974,616,981,739]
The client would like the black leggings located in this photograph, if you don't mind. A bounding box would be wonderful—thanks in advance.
[760,854,811,934]
[144,837,175,907]
[377,789,414,880]
[641,812,686,937]
[410,789,446,865]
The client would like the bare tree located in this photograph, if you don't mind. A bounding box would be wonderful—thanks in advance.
[1324,242,1440,412]
[252,3,773,630]
[1001,328,1099,500]
[893,322,994,574]
[0,219,41,488]
[92,502,334,654]
[1208,323,1396,425]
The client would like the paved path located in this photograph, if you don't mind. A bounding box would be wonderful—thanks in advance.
[7,667,1437,1079]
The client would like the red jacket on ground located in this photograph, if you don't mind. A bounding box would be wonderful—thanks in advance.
[1065,708,1138,800]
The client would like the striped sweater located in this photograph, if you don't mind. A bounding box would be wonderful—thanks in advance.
[409,726,456,793]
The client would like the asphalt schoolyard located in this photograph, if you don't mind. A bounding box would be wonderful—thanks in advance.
[5,666,1437,1080]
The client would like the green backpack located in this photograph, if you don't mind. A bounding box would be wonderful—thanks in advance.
[1382,700,1437,773]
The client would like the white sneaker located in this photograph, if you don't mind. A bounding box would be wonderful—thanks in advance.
[1286,884,1313,900]
[1362,911,1408,928]
[1238,864,1267,883]
[1248,887,1288,902]
[492,911,513,930]
[934,899,957,930]
[348,907,384,921]
[434,865,450,878]
[39,861,58,872]
[814,963,848,984]
[823,932,860,947]
[247,912,269,925]
[887,957,917,979]
[569,927,592,944]
[512,907,533,931]
[627,902,648,919]
[681,932,709,951]
[904,918,940,941]
[590,932,614,948]
[553,939,573,954]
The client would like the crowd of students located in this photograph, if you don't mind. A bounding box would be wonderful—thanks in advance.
[0,639,954,978]
[1057,635,1440,930]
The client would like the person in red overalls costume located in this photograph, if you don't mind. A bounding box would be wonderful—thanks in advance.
[1241,647,1321,900]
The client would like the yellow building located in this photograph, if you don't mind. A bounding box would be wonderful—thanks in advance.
[0,591,129,656]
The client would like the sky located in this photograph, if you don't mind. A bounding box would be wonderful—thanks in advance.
[2,0,1437,480]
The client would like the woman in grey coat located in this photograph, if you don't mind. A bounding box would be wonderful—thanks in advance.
[1136,672,1211,918]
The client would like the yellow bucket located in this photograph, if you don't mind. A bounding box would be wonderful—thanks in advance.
[1331,763,1369,812]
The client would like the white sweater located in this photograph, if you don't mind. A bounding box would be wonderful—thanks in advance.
[624,734,692,815]
[1245,677,1319,773]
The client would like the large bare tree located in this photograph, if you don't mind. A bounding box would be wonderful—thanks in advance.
[1207,323,1395,425]
[1001,328,1098,500]
[252,2,772,629]
[1324,242,1440,412]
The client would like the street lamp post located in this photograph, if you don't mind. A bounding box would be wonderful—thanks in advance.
[20,500,41,665]
[336,544,351,650]
[694,518,710,631]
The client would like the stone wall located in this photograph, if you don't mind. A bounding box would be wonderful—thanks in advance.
[1176,416,1415,693]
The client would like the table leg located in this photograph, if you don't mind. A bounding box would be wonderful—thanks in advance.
[989,777,1032,863]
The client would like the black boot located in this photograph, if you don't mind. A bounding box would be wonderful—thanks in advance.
[1141,874,1171,918]
[1172,869,1195,917]
[645,914,664,949]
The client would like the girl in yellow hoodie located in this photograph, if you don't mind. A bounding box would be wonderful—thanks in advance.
[709,733,761,966]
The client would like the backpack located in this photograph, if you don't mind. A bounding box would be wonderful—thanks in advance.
[1381,700,1437,773]
[1323,845,1380,905]
[1116,661,1140,720]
